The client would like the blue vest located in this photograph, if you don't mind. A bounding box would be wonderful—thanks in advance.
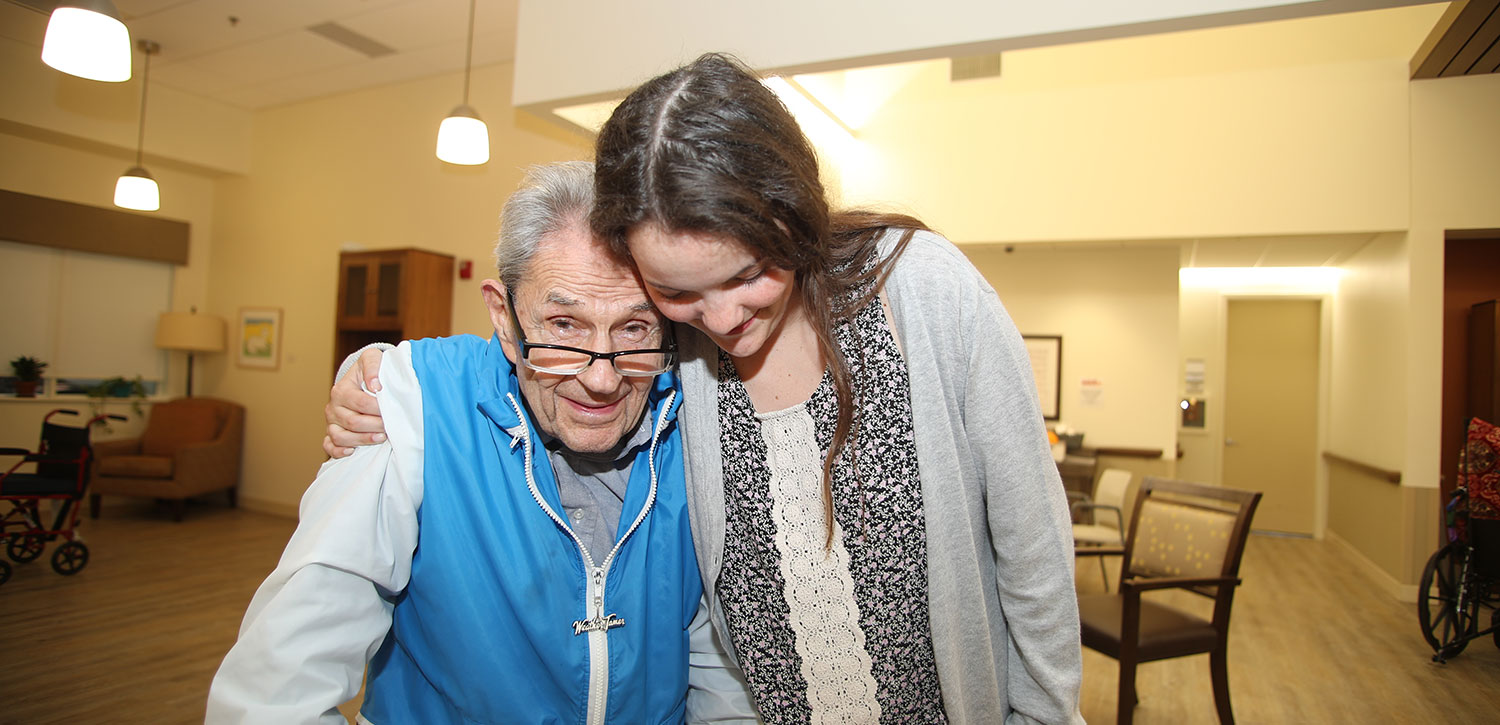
[361,335,700,724]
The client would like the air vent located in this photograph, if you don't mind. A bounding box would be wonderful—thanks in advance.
[308,21,395,59]
[950,53,1003,81]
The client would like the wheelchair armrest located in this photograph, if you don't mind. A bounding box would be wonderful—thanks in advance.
[0,447,31,456]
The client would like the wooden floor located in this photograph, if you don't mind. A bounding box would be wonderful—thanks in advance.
[2,500,1497,724]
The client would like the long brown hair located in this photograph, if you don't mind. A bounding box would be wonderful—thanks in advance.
[591,53,926,546]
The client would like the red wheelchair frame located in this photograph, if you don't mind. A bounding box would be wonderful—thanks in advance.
[0,409,124,585]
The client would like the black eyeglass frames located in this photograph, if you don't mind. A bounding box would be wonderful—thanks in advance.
[505,290,676,377]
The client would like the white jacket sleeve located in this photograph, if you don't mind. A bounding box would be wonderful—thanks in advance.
[206,343,425,724]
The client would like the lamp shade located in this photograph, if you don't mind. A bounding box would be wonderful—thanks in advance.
[436,104,490,165]
[155,312,225,352]
[114,166,159,211]
[41,1,132,82]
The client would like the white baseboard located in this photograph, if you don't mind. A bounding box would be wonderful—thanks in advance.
[1326,529,1420,603]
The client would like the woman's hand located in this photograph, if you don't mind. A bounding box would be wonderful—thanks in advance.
[323,347,388,458]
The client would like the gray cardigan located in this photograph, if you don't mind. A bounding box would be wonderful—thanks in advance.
[677,230,1084,724]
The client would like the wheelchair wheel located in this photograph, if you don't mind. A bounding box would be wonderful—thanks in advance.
[7,534,46,563]
[1419,542,1478,658]
[50,541,88,576]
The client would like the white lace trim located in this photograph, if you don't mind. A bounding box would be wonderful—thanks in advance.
[758,403,881,725]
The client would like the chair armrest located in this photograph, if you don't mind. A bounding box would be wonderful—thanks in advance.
[1120,574,1240,593]
[1074,546,1125,558]
[93,437,143,458]
[1072,502,1124,530]
[0,447,31,456]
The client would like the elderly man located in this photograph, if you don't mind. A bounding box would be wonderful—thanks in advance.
[208,162,750,724]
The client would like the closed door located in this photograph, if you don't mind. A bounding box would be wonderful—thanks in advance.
[1224,299,1319,536]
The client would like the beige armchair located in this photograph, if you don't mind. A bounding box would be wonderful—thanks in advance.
[89,397,244,521]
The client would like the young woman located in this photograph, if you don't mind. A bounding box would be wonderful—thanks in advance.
[587,54,1081,724]
[327,54,1081,725]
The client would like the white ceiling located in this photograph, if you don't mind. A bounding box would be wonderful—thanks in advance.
[2,0,520,110]
[0,2,1427,268]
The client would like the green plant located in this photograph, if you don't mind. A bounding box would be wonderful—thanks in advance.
[9,356,48,382]
[87,375,148,421]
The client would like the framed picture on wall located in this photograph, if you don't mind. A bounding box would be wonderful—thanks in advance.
[236,307,283,370]
[1023,334,1062,420]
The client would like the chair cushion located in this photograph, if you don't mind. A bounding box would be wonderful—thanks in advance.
[1078,594,1219,661]
[96,454,174,478]
[140,401,223,457]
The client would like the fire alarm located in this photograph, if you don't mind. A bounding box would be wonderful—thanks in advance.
[458,260,473,279]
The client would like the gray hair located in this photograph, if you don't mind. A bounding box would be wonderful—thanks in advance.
[495,160,595,290]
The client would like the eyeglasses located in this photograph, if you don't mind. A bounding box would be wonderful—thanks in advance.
[506,290,676,377]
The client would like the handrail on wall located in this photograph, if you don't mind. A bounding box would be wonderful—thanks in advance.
[1322,451,1402,485]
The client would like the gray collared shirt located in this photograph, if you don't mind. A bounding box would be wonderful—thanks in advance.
[540,409,654,562]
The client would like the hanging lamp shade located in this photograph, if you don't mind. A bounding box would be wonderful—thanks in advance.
[116,40,160,212]
[41,0,132,82]
[436,0,488,166]
[114,166,159,211]
[436,104,490,165]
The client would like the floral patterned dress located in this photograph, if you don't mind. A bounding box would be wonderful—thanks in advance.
[715,290,946,724]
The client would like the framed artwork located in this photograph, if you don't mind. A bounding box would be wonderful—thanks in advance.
[236,307,283,370]
[1023,334,1062,421]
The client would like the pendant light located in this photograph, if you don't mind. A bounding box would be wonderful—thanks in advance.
[115,40,160,212]
[41,0,132,82]
[435,0,489,165]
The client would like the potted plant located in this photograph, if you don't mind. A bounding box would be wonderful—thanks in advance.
[9,356,48,398]
[86,375,148,425]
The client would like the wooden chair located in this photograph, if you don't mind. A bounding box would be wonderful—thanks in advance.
[1070,467,1133,590]
[1076,476,1262,725]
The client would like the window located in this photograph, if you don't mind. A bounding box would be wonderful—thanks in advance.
[0,240,173,396]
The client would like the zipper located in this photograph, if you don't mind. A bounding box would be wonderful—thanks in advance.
[585,565,610,725]
[505,391,673,725]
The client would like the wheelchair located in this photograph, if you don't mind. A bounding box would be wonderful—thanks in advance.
[0,409,124,586]
[1418,417,1500,663]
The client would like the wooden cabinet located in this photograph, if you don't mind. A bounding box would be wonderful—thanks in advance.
[333,248,454,373]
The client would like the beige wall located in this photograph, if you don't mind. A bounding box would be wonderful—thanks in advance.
[836,23,1420,243]
[1330,232,1409,471]
[209,62,591,513]
[1177,284,1223,486]
[1407,73,1500,494]
[965,244,1180,457]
